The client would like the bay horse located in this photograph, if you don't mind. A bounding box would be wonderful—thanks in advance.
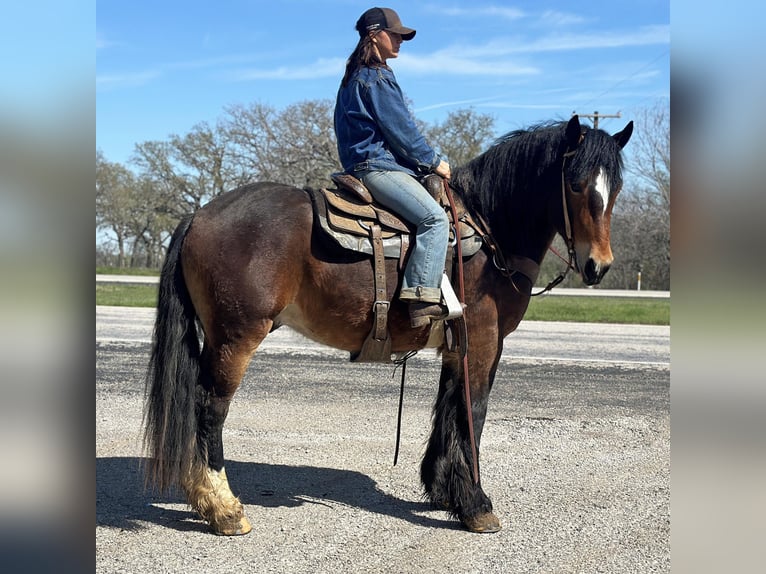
[144,115,633,535]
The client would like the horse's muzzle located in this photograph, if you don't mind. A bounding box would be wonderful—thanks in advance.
[582,258,610,286]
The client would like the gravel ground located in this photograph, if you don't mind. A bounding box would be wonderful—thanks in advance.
[96,307,669,573]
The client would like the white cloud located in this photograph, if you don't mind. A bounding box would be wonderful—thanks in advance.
[397,52,539,76]
[96,31,119,51]
[96,71,161,90]
[482,102,569,110]
[415,95,508,112]
[538,10,587,27]
[438,25,669,59]
[230,57,346,81]
[206,24,668,84]
[226,51,539,81]
[519,25,670,52]
[440,5,526,20]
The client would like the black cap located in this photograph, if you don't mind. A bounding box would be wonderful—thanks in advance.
[356,7,416,41]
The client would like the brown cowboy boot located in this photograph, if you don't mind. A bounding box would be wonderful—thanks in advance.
[408,301,448,328]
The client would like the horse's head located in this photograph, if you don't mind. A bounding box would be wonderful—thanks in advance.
[561,115,633,285]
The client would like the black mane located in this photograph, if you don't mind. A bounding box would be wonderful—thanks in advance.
[453,120,625,220]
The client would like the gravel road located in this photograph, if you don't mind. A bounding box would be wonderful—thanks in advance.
[96,306,669,573]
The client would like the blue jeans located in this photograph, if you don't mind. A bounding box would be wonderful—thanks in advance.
[359,170,449,302]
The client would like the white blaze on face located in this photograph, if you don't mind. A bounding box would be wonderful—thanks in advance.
[595,168,609,215]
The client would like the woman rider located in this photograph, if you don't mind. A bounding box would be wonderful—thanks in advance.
[334,7,451,328]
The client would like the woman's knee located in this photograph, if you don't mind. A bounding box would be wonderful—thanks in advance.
[425,205,449,228]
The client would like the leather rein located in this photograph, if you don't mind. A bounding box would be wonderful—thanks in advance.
[435,150,578,484]
[393,152,577,485]
[444,180,480,485]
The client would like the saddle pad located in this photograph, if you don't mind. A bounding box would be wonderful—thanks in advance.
[323,188,410,234]
[326,208,401,239]
[311,188,405,258]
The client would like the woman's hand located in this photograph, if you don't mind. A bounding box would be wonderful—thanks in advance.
[434,159,451,180]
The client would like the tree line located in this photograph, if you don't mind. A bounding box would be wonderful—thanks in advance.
[96,100,669,290]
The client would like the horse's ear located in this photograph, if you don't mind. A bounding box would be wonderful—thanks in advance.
[613,121,634,149]
[566,115,582,149]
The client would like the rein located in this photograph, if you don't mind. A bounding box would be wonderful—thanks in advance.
[392,350,417,467]
[391,181,479,486]
[444,179,480,486]
[528,148,578,296]
[393,152,577,482]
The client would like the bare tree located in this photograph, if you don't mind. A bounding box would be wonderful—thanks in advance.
[629,102,670,211]
[607,102,670,290]
[132,120,251,218]
[223,102,282,181]
[424,108,496,167]
[275,100,339,188]
[169,121,252,200]
[130,140,188,215]
[95,101,543,272]
[222,99,338,189]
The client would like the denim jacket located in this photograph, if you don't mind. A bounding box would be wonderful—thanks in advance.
[334,65,440,176]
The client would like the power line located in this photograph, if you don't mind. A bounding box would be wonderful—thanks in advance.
[579,49,669,110]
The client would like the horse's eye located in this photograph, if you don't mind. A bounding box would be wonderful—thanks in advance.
[569,181,583,194]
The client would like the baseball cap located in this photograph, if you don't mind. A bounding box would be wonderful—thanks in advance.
[356,7,416,41]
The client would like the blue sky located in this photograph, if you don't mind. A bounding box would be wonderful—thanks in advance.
[97,1,669,166]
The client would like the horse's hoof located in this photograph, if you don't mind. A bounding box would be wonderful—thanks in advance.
[461,512,502,533]
[212,515,252,536]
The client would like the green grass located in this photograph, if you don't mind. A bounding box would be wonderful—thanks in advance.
[97,282,669,325]
[96,283,159,307]
[525,295,669,325]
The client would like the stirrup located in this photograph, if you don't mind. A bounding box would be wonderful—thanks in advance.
[440,274,464,320]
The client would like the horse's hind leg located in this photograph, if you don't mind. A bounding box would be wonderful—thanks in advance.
[182,322,270,535]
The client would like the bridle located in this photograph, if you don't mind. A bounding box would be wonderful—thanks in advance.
[466,145,580,297]
[527,146,578,296]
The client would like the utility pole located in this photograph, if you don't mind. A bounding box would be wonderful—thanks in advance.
[576,111,621,130]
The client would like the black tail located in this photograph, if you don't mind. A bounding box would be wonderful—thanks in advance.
[143,214,202,492]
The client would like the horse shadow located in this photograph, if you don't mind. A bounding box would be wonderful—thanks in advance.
[96,457,458,533]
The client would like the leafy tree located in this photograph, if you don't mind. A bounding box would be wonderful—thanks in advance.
[125,175,176,268]
[96,150,137,268]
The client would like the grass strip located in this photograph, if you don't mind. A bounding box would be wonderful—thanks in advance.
[97,283,669,325]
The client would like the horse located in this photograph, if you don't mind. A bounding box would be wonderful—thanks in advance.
[143,114,633,535]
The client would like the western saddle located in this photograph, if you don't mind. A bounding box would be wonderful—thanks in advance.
[307,173,484,362]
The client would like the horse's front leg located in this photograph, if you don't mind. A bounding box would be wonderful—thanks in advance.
[421,327,502,533]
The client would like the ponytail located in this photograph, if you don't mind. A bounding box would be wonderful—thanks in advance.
[341,35,384,87]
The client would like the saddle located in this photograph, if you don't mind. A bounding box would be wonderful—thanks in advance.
[311,173,484,261]
[308,173,484,363]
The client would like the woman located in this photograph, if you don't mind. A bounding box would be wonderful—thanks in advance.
[334,7,452,328]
